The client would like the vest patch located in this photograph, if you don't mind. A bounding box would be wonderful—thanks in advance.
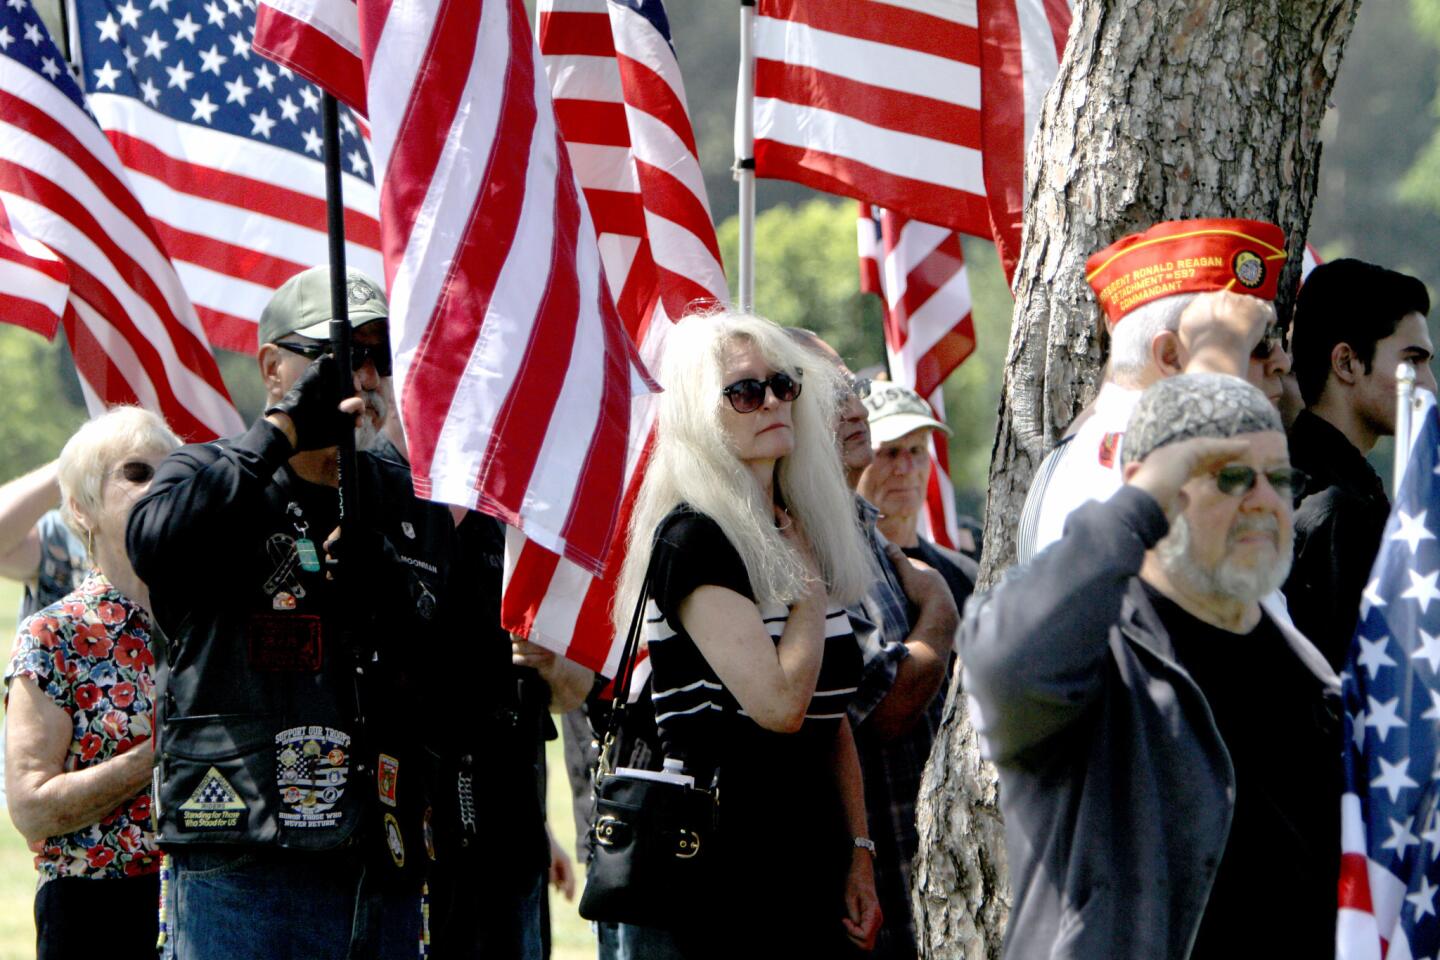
[179,766,246,830]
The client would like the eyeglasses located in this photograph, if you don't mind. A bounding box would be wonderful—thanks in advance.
[114,461,155,484]
[1250,319,1288,360]
[840,374,872,402]
[276,339,393,377]
[1215,464,1308,498]
[722,371,802,413]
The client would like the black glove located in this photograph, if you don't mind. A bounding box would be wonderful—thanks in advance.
[265,353,351,451]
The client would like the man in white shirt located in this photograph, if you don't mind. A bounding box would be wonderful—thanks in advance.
[1017,217,1294,562]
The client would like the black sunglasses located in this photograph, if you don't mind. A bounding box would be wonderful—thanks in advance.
[116,461,155,484]
[722,371,802,413]
[1250,319,1288,360]
[277,339,393,377]
[1215,465,1308,498]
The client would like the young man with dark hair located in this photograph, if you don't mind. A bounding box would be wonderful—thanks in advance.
[1283,258,1436,669]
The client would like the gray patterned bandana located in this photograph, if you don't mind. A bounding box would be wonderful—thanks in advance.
[1122,373,1282,467]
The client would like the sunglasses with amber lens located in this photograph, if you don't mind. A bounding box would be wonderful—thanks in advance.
[722,371,803,413]
[1214,465,1308,498]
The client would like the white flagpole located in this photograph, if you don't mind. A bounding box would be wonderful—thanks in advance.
[734,0,756,311]
[1396,361,1417,497]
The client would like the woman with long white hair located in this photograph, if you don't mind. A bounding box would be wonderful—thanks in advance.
[612,310,882,956]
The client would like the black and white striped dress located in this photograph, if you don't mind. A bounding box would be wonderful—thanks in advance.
[644,505,863,955]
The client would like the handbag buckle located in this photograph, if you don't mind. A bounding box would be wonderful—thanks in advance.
[595,815,623,847]
[675,830,700,859]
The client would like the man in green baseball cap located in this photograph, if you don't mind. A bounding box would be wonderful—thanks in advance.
[127,263,460,959]
[258,265,392,454]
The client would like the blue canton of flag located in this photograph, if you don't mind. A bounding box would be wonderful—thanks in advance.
[70,0,383,354]
[0,0,89,110]
[1340,396,1440,960]
[76,0,371,182]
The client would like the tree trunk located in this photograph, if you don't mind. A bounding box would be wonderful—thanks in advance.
[914,2,1361,957]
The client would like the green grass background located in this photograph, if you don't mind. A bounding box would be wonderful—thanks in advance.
[0,578,597,960]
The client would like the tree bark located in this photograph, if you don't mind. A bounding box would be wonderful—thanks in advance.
[914,2,1361,957]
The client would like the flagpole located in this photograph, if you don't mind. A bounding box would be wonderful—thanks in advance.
[61,0,83,82]
[321,93,359,534]
[1397,361,1417,498]
[734,0,756,312]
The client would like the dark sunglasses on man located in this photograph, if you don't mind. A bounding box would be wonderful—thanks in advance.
[1214,464,1308,499]
[276,338,393,377]
[1250,319,1288,361]
[722,370,803,413]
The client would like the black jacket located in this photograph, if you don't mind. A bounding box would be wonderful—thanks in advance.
[1283,410,1391,670]
[127,419,457,884]
[962,487,1338,960]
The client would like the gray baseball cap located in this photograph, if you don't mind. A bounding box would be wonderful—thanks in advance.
[258,265,388,346]
[862,381,952,444]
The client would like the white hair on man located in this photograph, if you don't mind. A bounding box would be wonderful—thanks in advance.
[1106,291,1201,385]
[58,406,181,547]
[613,309,874,635]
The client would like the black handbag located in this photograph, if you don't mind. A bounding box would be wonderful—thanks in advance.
[577,579,718,928]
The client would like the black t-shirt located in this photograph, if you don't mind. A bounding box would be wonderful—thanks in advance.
[902,537,977,612]
[1143,584,1340,960]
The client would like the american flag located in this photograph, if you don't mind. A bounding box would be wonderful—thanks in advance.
[0,0,241,440]
[858,202,974,549]
[751,0,991,239]
[254,0,655,581]
[504,0,725,673]
[977,0,1072,282]
[1338,391,1440,959]
[75,0,382,354]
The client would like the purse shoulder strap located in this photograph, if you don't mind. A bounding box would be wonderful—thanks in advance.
[598,573,650,758]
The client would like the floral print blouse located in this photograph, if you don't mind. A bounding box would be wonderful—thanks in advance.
[5,572,161,884]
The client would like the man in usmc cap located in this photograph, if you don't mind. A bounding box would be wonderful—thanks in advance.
[1017,217,1294,563]
[128,266,460,959]
[963,373,1339,960]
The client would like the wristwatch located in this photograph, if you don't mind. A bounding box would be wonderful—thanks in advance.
[853,836,876,856]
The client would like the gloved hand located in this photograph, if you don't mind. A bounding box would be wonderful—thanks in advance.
[264,353,352,451]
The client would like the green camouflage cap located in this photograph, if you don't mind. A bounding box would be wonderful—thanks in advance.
[258,266,388,347]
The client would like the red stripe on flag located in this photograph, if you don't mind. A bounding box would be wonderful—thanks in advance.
[253,4,369,115]
[616,54,699,160]
[538,10,615,56]
[1043,0,1070,58]
[554,99,632,147]
[633,161,723,265]
[477,138,585,522]
[195,304,258,354]
[149,219,307,291]
[754,60,982,150]
[898,234,965,331]
[1337,852,1374,913]
[581,188,648,237]
[758,0,980,64]
[106,131,382,250]
[62,306,143,408]
[913,319,975,398]
[754,139,991,237]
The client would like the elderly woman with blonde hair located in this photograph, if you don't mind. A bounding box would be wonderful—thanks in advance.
[4,406,179,959]
[612,310,883,956]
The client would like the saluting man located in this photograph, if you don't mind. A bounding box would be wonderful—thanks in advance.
[1018,217,1292,562]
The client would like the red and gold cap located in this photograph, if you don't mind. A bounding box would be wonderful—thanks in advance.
[1085,218,1287,325]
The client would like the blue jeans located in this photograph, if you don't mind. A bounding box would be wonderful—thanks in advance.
[596,922,684,960]
[165,848,421,960]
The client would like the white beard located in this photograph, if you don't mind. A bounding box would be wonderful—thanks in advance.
[1155,512,1293,606]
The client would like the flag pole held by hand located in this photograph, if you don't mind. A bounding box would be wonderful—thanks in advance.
[322,92,359,545]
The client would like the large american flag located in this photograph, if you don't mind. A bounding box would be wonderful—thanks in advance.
[1338,391,1440,959]
[858,202,973,549]
[254,0,654,581]
[75,0,382,354]
[0,0,240,440]
[504,0,726,672]
[752,0,991,239]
